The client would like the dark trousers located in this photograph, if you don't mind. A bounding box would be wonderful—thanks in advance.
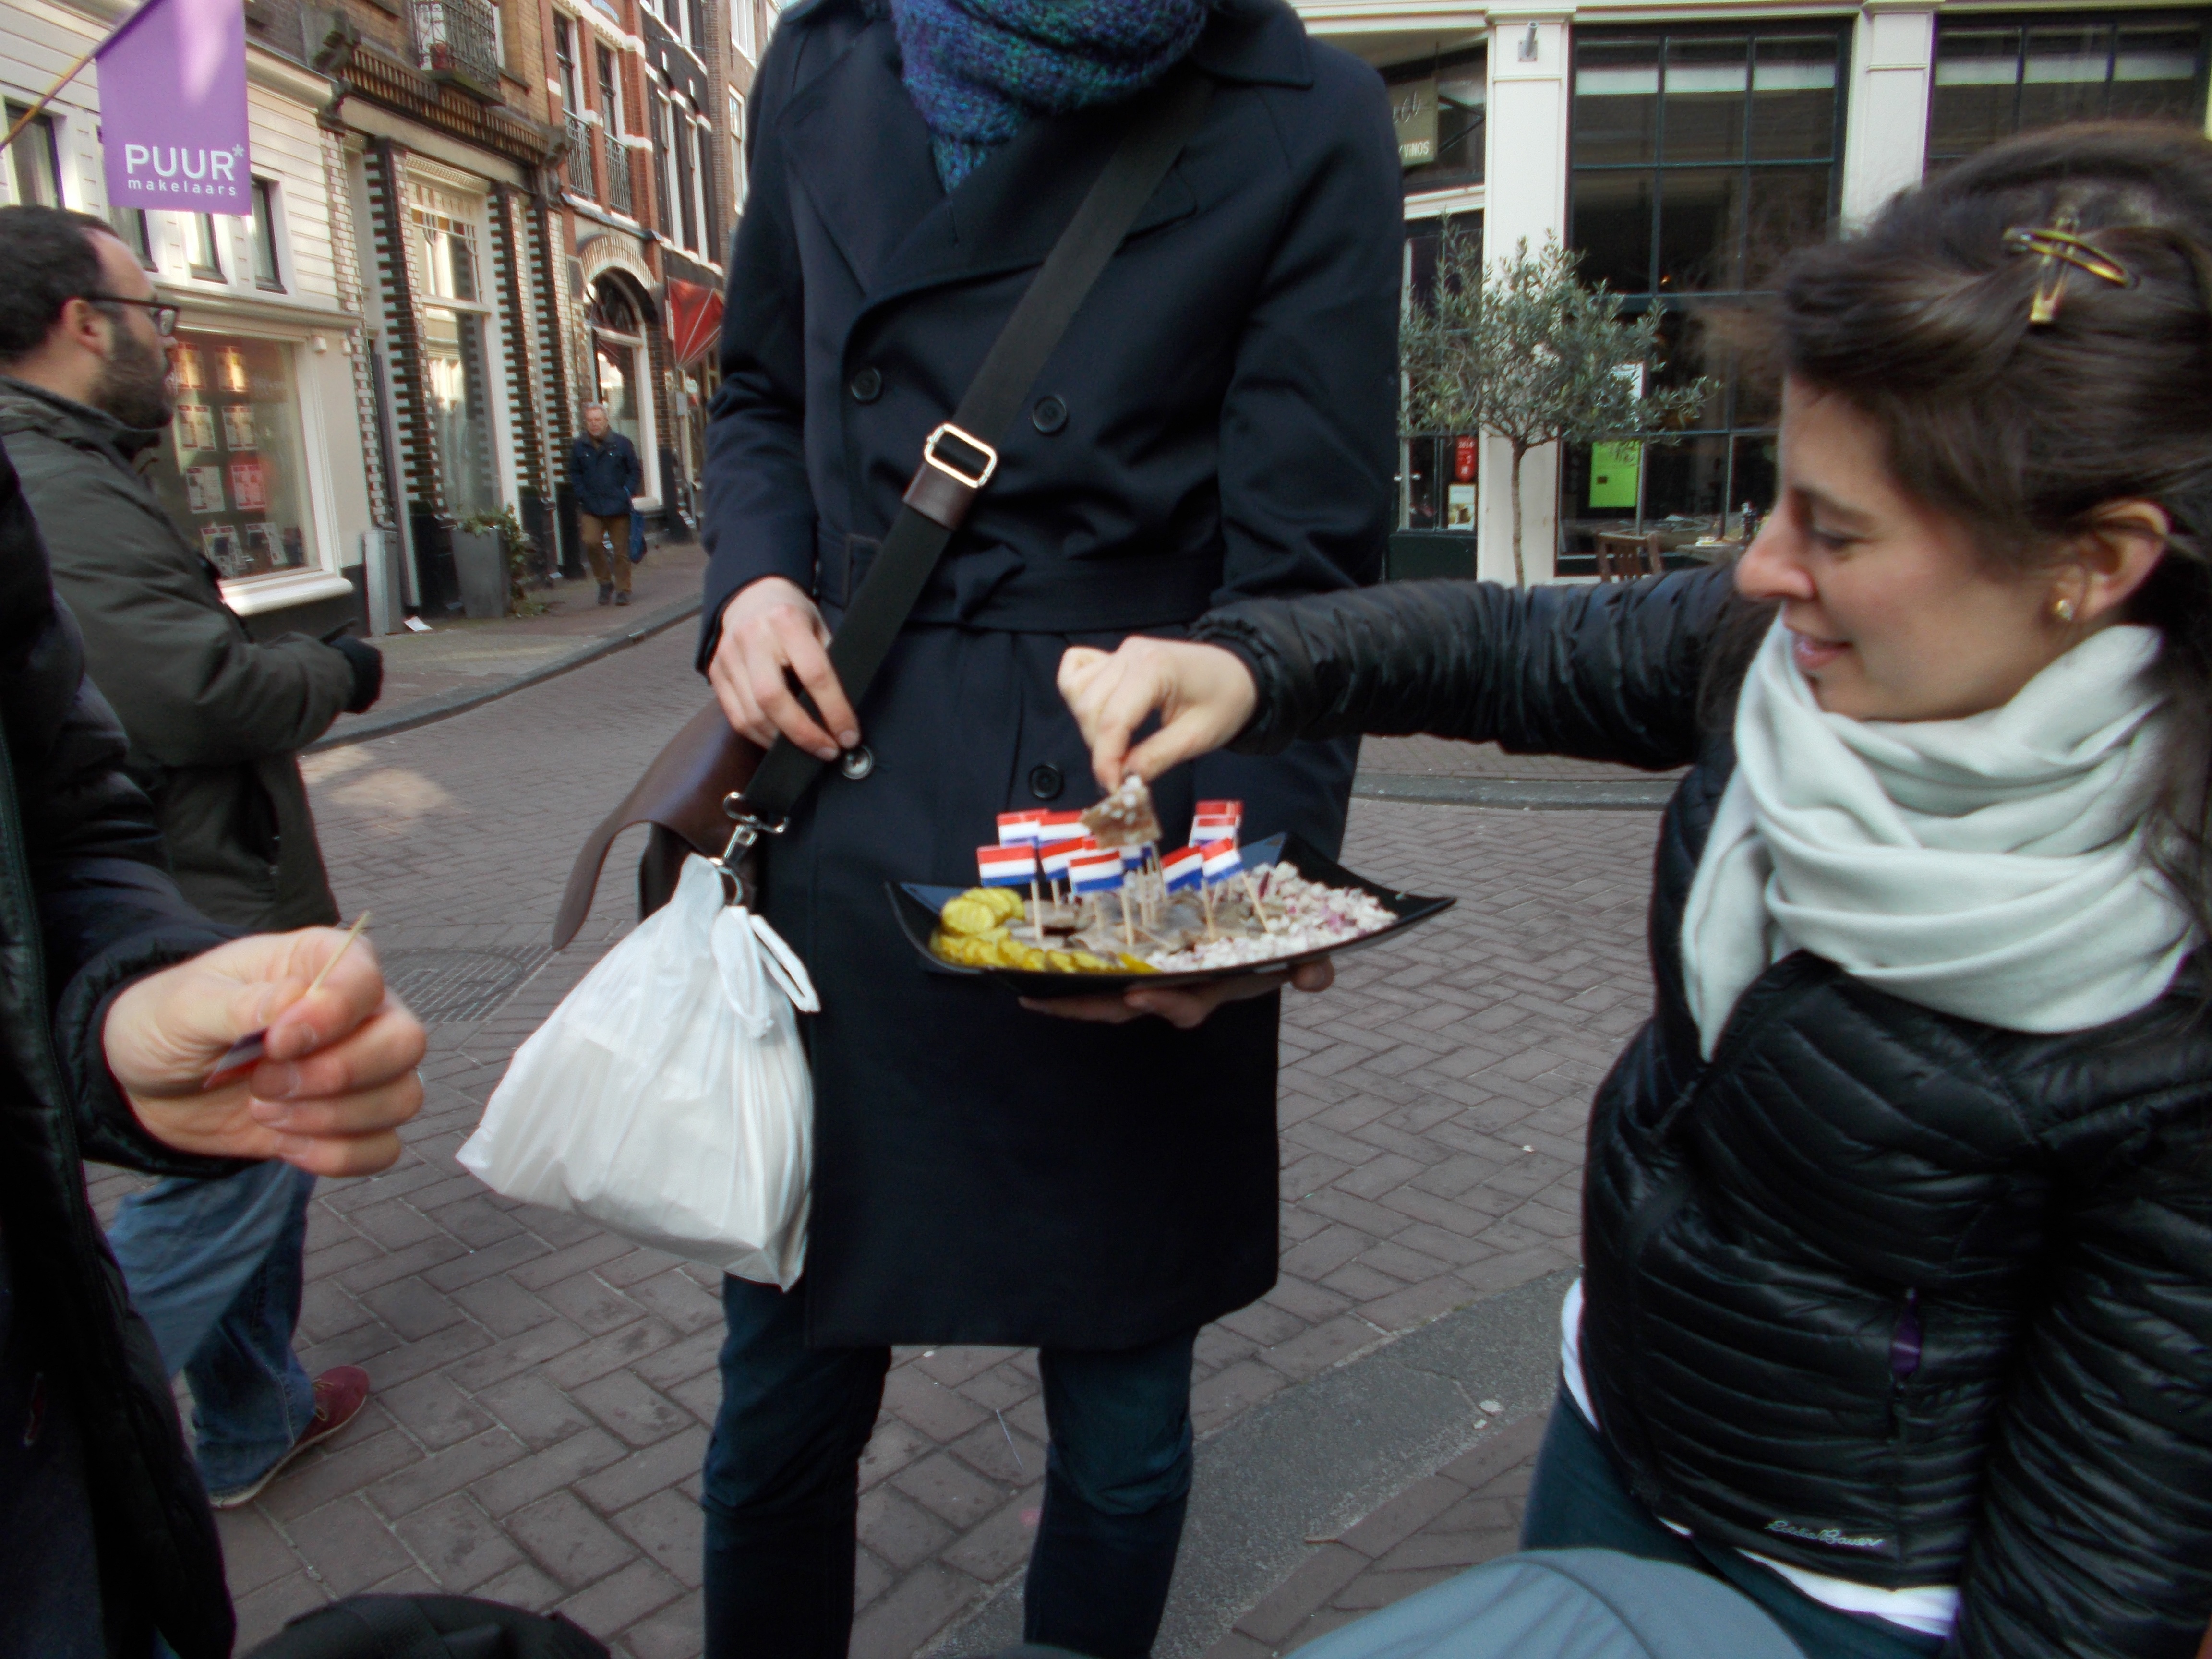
[1521,1392,1946,1659]
[701,1275,1198,1659]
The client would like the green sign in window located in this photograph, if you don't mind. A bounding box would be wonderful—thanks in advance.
[1589,441,1641,509]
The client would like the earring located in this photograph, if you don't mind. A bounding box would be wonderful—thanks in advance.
[2052,594,2078,624]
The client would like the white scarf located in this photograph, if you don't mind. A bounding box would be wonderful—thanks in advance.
[1680,619,2194,1058]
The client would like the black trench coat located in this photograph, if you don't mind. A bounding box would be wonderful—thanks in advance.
[700,0,1399,1349]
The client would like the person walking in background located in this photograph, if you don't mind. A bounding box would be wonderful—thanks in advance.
[1058,122,2212,1659]
[0,425,424,1659]
[572,401,641,607]
[0,204,386,1511]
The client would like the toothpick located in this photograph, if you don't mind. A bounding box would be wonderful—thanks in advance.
[1240,872,1277,933]
[1029,878,1045,948]
[307,912,373,993]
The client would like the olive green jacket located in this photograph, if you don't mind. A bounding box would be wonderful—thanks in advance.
[0,379,353,930]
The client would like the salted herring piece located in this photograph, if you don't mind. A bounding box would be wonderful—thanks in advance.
[1082,774,1164,849]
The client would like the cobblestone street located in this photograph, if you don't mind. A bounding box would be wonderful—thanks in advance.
[90,627,1662,1659]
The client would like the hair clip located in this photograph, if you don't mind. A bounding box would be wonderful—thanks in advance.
[2003,218,2138,325]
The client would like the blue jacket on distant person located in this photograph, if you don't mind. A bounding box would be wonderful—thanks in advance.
[570,429,641,516]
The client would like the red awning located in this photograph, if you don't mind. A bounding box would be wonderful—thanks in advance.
[666,277,723,368]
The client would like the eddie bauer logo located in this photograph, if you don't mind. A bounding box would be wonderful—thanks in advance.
[120,143,246,200]
[1765,1518,1889,1551]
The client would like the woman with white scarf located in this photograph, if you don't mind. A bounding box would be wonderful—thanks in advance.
[1047,122,2212,1659]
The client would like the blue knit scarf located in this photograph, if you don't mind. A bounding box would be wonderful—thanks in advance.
[890,0,1210,190]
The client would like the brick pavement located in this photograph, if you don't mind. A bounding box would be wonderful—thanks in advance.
[88,630,1661,1658]
[1360,733,1685,784]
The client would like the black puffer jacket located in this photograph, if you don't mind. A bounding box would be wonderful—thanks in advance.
[1193,565,2212,1659]
[0,436,238,1658]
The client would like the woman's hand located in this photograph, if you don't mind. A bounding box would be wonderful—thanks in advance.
[1022,958,1333,1029]
[103,928,427,1178]
[709,576,859,760]
[1059,637,1259,792]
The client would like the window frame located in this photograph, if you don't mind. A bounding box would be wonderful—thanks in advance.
[186,212,226,282]
[6,105,63,208]
[1924,10,2212,165]
[249,179,284,291]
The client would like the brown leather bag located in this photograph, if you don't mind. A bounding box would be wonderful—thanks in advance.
[551,703,759,949]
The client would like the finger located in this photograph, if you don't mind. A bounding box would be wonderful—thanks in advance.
[275,1129,405,1178]
[1057,646,1110,711]
[1018,994,1145,1024]
[775,612,859,751]
[1290,959,1335,994]
[252,1002,428,1101]
[747,622,839,758]
[260,944,394,1063]
[709,650,773,747]
[247,1064,422,1141]
[1122,706,1236,785]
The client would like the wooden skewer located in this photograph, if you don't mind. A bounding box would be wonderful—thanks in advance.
[306,911,373,993]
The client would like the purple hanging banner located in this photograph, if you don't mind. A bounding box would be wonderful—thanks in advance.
[96,0,251,216]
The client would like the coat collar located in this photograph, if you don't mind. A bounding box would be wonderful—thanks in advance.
[780,0,1306,303]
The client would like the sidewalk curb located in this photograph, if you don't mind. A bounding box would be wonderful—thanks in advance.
[306,593,701,755]
[1354,771,1679,811]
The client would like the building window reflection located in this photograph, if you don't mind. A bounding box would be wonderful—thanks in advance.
[1383,47,1487,190]
[1927,14,2208,165]
[1563,24,1841,570]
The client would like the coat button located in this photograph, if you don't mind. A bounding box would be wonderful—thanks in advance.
[849,367,882,403]
[840,745,875,781]
[1031,395,1067,434]
[1027,763,1063,801]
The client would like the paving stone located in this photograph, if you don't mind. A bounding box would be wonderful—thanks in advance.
[392,1491,528,1591]
[574,1370,692,1448]
[612,1487,707,1588]
[508,1489,639,1588]
[286,1495,414,1597]
[554,1555,688,1632]
[889,1451,1007,1531]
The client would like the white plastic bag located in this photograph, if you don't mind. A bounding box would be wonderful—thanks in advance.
[459,854,817,1286]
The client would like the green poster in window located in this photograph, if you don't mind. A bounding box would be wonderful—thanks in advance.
[1589,441,1641,509]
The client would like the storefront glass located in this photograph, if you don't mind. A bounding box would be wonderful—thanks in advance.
[150,330,313,581]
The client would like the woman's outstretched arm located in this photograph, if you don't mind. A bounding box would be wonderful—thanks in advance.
[1063,564,1744,791]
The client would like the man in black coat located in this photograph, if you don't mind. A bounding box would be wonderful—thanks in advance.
[0,434,425,1657]
[695,0,1398,1650]
[571,403,643,607]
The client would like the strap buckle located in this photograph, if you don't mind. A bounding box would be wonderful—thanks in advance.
[718,792,789,863]
[921,422,998,491]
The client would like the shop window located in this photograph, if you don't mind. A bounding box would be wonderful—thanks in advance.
[1558,308,1777,572]
[250,181,283,291]
[1384,48,1487,190]
[186,214,225,280]
[1570,27,1843,298]
[150,331,314,581]
[423,306,499,517]
[1927,14,2208,164]
[109,206,156,268]
[1396,216,1482,539]
[1562,25,1832,571]
[7,107,61,208]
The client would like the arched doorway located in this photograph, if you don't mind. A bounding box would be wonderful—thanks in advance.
[586,273,658,504]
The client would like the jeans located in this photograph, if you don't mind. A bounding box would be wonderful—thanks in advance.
[701,1275,1197,1659]
[105,1160,318,1494]
[1521,1391,1946,1659]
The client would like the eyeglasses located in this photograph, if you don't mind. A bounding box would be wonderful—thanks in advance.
[84,294,181,338]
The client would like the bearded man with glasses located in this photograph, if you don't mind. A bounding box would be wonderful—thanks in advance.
[0,204,389,1512]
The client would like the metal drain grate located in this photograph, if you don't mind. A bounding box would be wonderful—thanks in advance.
[380,945,553,1023]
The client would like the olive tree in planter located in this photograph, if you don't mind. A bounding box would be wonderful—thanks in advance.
[1401,226,1713,587]
[454,506,552,618]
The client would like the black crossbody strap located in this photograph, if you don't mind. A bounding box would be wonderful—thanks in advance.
[728,68,1216,839]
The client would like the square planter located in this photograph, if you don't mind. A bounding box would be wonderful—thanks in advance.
[452,528,508,620]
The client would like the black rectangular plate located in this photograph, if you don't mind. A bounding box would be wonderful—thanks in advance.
[887,832,1456,999]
